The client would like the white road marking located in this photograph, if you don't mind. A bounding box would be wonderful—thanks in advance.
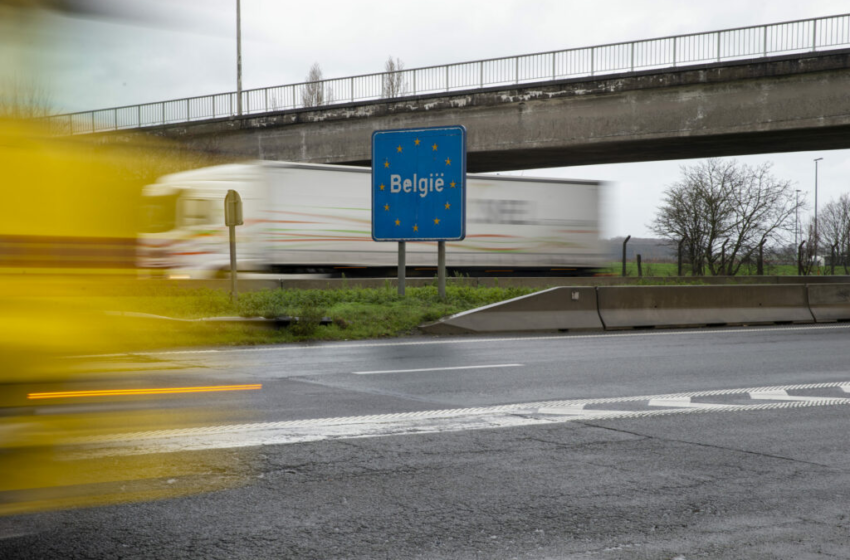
[748,389,850,403]
[76,323,850,359]
[67,380,850,458]
[352,363,523,375]
[648,397,749,410]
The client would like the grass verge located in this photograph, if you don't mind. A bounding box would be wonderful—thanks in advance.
[95,283,538,350]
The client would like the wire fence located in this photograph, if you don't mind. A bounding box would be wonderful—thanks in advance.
[44,14,850,135]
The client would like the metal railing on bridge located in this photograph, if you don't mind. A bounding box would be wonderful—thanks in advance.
[44,13,850,135]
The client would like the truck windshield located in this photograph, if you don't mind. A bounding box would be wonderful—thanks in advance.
[140,194,179,233]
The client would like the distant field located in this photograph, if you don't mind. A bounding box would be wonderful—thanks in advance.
[600,261,847,277]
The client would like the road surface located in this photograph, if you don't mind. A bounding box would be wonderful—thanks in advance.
[2,324,850,559]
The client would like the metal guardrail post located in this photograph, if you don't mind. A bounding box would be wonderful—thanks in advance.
[813,19,818,51]
[717,31,722,62]
[763,25,768,56]
[622,235,631,277]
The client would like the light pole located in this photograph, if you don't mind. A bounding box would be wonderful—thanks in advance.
[814,157,823,268]
[236,0,242,115]
[795,189,800,250]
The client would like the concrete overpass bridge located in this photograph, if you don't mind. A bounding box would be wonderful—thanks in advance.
[51,14,850,173]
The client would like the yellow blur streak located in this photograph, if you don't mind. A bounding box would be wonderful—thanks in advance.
[28,384,263,399]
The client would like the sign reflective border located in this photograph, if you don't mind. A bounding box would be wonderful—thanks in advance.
[372,126,466,242]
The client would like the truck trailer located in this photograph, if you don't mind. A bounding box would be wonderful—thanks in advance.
[138,161,604,277]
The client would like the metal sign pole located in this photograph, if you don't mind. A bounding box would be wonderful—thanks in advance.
[224,189,243,302]
[398,241,406,296]
[229,224,238,300]
[438,241,446,299]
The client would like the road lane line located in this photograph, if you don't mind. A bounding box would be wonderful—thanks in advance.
[352,363,523,375]
[66,380,850,456]
[748,390,850,403]
[648,397,749,410]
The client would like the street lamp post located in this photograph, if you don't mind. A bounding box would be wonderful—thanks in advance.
[237,0,242,116]
[814,158,823,269]
[795,189,800,251]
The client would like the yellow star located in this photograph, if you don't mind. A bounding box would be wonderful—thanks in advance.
[414,138,420,146]
[445,158,451,165]
[395,219,400,226]
[432,143,438,151]
[397,145,402,153]
[413,224,418,232]
[434,218,440,225]
[384,204,390,211]
[444,202,451,210]
[384,160,389,168]
[380,183,385,191]
[450,181,456,188]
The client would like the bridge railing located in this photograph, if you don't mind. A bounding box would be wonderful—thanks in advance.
[44,13,850,135]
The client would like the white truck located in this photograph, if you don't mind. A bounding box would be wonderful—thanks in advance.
[138,161,603,277]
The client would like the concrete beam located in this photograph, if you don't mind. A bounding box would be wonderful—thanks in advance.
[115,50,850,172]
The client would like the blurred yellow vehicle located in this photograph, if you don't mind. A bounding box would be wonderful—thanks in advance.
[0,118,256,517]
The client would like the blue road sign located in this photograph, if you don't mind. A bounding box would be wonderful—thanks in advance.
[372,126,466,242]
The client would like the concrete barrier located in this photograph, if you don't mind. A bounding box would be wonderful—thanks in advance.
[807,284,850,322]
[420,287,603,334]
[596,285,815,329]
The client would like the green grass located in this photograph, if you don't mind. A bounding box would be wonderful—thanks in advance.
[95,283,538,350]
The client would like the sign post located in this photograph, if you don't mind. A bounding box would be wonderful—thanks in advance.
[372,126,467,298]
[398,241,406,296]
[224,189,243,300]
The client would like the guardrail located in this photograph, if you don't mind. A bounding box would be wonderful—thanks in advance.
[44,14,850,135]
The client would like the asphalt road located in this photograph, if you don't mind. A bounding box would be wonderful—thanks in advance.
[2,324,850,559]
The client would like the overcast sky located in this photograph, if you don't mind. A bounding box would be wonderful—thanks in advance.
[5,0,849,238]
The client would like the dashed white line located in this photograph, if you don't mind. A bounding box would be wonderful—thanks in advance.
[352,363,523,375]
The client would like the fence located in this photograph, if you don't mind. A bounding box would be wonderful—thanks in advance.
[44,14,850,135]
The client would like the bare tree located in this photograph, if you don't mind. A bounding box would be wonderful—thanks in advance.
[820,194,850,273]
[382,56,406,98]
[300,62,332,107]
[651,159,801,276]
[0,77,55,119]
